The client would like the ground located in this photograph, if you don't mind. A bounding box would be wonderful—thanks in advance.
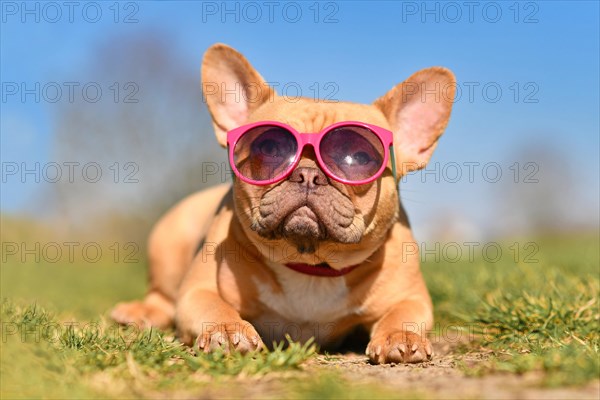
[1,224,598,399]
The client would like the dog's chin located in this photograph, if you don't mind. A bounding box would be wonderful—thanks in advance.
[281,206,325,254]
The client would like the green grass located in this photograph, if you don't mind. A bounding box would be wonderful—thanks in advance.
[0,300,406,399]
[1,217,599,397]
[423,234,600,386]
[0,300,324,398]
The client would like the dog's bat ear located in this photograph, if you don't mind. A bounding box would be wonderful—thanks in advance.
[374,67,456,177]
[202,44,276,147]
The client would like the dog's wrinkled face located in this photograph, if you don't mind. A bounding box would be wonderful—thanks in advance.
[201,44,455,268]
[241,99,398,265]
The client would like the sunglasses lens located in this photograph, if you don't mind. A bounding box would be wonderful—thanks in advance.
[320,126,385,182]
[233,126,298,182]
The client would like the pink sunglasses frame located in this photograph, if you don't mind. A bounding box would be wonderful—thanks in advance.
[227,121,395,186]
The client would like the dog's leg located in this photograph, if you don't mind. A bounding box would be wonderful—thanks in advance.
[110,184,231,329]
[366,298,434,364]
[111,291,175,329]
[176,288,263,353]
[174,215,265,354]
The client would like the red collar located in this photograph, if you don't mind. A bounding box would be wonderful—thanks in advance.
[283,262,357,277]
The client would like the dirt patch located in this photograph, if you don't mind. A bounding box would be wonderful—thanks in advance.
[134,337,599,399]
[300,339,600,399]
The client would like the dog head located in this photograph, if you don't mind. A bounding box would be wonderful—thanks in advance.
[202,44,455,270]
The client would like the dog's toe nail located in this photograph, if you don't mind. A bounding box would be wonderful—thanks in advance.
[231,333,240,345]
[411,343,418,353]
[398,344,406,354]
[375,345,382,356]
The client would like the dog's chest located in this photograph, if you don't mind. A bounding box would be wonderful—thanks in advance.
[252,267,352,324]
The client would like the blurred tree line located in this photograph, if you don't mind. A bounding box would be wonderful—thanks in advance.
[41,32,226,247]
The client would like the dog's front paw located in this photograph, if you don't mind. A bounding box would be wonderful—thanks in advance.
[196,320,264,354]
[366,331,433,364]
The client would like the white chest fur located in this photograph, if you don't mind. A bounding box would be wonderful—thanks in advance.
[251,265,355,344]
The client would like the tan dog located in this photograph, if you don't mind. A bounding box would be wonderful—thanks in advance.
[111,44,455,364]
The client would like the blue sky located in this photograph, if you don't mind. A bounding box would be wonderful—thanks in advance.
[1,1,599,238]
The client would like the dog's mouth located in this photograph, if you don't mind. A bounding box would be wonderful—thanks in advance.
[251,182,366,252]
[281,206,324,252]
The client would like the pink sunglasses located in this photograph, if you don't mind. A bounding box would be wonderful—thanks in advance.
[227,121,396,186]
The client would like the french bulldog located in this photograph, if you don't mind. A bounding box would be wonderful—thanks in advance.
[111,43,455,364]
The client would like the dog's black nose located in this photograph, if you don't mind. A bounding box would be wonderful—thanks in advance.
[288,167,329,188]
